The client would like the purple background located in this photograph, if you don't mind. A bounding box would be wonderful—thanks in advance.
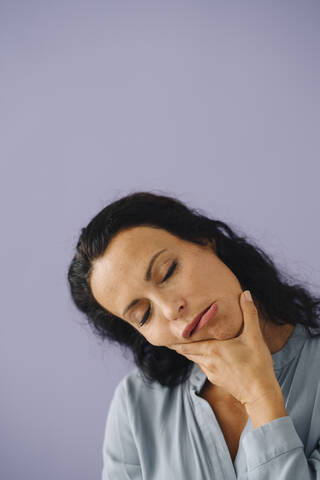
[1,1,320,479]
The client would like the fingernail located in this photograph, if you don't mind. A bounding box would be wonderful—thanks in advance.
[244,290,252,302]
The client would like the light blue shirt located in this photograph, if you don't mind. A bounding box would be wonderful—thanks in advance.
[102,323,320,479]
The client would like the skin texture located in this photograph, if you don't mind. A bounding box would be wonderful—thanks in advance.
[89,226,295,398]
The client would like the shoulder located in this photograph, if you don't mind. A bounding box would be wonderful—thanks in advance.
[303,325,320,354]
[308,333,320,359]
[299,325,320,377]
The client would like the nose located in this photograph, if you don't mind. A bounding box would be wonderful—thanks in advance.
[150,291,187,321]
[169,300,186,321]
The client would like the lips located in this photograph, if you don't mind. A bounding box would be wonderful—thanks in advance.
[182,304,213,339]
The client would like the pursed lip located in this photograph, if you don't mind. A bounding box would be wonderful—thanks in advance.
[182,303,214,339]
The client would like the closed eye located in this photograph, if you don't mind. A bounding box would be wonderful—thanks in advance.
[160,259,178,283]
[139,260,178,327]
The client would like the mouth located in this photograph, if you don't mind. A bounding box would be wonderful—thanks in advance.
[182,302,216,339]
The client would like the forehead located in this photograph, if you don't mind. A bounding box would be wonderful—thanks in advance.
[108,225,181,256]
[88,226,184,315]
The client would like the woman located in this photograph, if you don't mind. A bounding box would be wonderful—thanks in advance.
[67,191,320,479]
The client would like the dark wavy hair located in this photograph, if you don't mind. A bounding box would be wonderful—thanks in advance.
[67,190,320,387]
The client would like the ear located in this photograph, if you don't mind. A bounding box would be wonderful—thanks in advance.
[207,237,217,253]
[198,237,217,254]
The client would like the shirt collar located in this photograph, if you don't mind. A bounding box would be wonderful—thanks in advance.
[271,322,310,370]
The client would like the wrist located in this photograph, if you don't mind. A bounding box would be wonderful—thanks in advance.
[244,387,287,429]
[245,384,283,407]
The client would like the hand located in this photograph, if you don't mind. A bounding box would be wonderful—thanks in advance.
[169,291,280,406]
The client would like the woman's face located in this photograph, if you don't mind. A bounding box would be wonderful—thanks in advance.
[89,226,247,347]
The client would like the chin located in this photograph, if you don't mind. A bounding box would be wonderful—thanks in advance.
[235,319,245,337]
[205,318,243,340]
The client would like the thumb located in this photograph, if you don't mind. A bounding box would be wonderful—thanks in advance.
[240,290,261,338]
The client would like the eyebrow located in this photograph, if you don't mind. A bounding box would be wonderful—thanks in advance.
[122,248,167,317]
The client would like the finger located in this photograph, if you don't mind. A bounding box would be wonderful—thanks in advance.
[240,290,262,339]
[183,354,210,371]
[170,339,215,357]
[192,361,217,383]
[182,353,204,361]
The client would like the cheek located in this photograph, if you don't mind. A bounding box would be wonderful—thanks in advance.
[144,328,171,347]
